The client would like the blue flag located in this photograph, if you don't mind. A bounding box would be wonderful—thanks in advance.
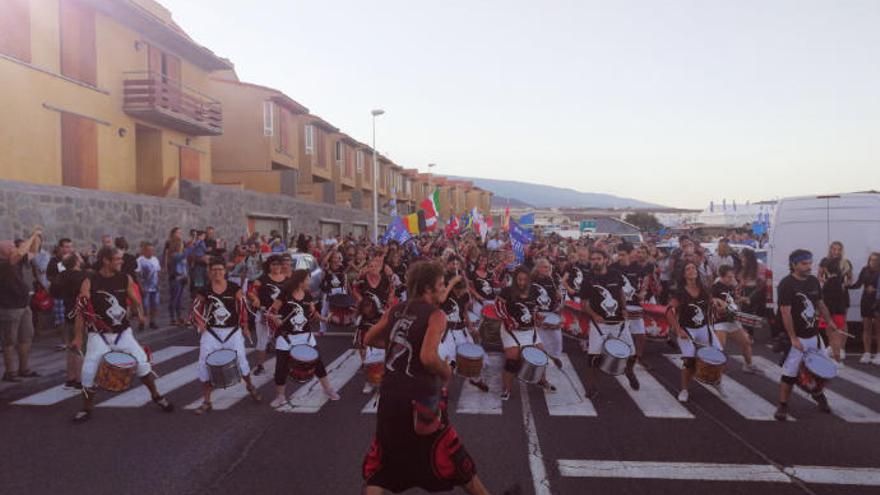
[381,217,412,245]
[509,218,533,263]
[519,213,535,226]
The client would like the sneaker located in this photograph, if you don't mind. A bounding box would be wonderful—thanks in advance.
[814,393,831,413]
[500,389,511,401]
[17,369,39,378]
[625,370,640,391]
[253,364,265,376]
[151,395,174,413]
[63,380,77,390]
[2,372,20,383]
[859,353,873,364]
[270,396,287,408]
[362,382,374,394]
[540,381,557,393]
[73,409,92,423]
[742,363,759,374]
[677,390,689,403]
[774,403,789,421]
[469,379,489,393]
[324,389,341,401]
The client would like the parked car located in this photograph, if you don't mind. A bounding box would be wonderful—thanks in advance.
[260,251,323,298]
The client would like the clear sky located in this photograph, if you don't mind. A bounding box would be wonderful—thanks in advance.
[161,0,879,209]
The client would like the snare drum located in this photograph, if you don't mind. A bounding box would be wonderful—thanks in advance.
[95,351,138,392]
[694,346,727,385]
[363,347,386,386]
[599,337,632,376]
[734,311,768,330]
[625,305,644,320]
[289,345,320,382]
[518,346,548,384]
[797,350,837,394]
[538,312,562,330]
[455,343,485,378]
[206,349,241,389]
[479,304,502,349]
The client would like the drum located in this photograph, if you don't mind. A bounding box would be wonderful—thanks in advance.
[289,345,320,382]
[206,349,241,389]
[479,304,502,349]
[538,312,562,330]
[328,294,356,326]
[694,346,727,385]
[797,350,837,394]
[599,337,632,376]
[518,346,548,384]
[625,305,644,320]
[363,348,386,386]
[95,351,138,392]
[455,343,485,378]
[329,293,355,309]
[734,311,768,330]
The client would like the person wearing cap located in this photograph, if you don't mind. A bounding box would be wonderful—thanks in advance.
[247,254,288,376]
[0,227,43,382]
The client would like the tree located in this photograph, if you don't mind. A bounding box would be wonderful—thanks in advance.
[624,212,663,232]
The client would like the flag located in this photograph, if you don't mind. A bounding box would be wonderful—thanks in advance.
[472,207,489,241]
[389,198,398,217]
[417,210,427,232]
[519,213,535,230]
[460,212,471,231]
[502,207,511,232]
[403,213,421,234]
[509,218,533,263]
[486,215,493,230]
[381,217,413,245]
[445,214,460,238]
[419,188,440,231]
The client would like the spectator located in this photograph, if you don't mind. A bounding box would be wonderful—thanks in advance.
[47,238,74,330]
[136,242,162,330]
[50,253,87,389]
[0,227,43,382]
[164,229,189,327]
[115,236,138,281]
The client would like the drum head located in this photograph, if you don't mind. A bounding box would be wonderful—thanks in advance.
[103,351,137,368]
[603,338,632,358]
[696,346,727,365]
[521,346,548,366]
[456,343,485,359]
[540,313,561,326]
[804,352,838,379]
[625,305,642,312]
[206,349,237,366]
[290,344,319,362]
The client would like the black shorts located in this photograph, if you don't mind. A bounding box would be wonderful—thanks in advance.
[861,299,880,319]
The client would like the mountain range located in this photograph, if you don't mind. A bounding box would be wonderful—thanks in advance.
[450,177,663,209]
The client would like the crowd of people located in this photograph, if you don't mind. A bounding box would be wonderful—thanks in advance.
[2,222,880,493]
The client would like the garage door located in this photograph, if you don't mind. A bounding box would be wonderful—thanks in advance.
[249,216,288,239]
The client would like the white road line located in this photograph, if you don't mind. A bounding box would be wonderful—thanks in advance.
[361,391,380,414]
[558,459,880,486]
[98,358,202,408]
[184,354,267,411]
[557,459,790,482]
[456,353,504,415]
[742,355,880,423]
[836,365,880,396]
[664,354,783,421]
[13,346,195,406]
[614,365,694,419]
[277,350,359,413]
[544,353,597,417]
[519,382,552,495]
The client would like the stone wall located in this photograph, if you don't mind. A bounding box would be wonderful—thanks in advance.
[0,179,388,248]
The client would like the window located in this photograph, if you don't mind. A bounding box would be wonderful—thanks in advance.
[320,221,341,238]
[356,150,364,173]
[304,125,315,155]
[263,101,274,137]
[0,0,30,62]
[335,140,344,166]
[60,0,97,85]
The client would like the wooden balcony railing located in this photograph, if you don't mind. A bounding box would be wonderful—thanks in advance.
[123,71,222,136]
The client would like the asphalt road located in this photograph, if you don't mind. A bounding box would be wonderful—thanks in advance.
[2,328,880,495]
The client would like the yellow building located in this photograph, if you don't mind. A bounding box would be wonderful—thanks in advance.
[0,0,231,196]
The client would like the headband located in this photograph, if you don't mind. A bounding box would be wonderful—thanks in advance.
[790,252,812,264]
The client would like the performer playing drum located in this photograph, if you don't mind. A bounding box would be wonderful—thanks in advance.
[361,261,488,495]
[775,249,839,421]
[439,268,488,392]
[319,248,350,333]
[611,242,650,368]
[70,247,174,422]
[667,261,725,403]
[247,255,288,376]
[267,269,339,408]
[711,265,758,373]
[580,248,639,398]
[496,266,560,401]
[192,258,261,415]
[531,257,563,360]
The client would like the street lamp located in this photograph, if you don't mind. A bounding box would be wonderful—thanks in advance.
[371,109,385,242]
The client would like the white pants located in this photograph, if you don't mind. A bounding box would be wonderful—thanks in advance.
[255,316,272,352]
[320,293,330,333]
[625,317,646,335]
[275,332,317,352]
[677,325,723,358]
[81,328,151,388]
[537,328,562,358]
[588,321,633,355]
[439,328,488,363]
[501,326,542,349]
[782,336,820,378]
[198,327,250,383]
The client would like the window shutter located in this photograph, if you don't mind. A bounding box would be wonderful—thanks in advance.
[263,102,274,137]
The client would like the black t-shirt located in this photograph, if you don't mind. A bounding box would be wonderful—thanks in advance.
[89,271,131,333]
[354,275,391,315]
[711,281,738,323]
[610,261,644,304]
[671,287,711,330]
[565,262,591,294]
[277,291,316,335]
[0,258,29,309]
[121,253,138,281]
[579,269,625,323]
[499,286,537,329]
[819,257,850,311]
[469,271,495,300]
[531,275,561,313]
[382,301,441,400]
[198,282,241,329]
[46,255,67,284]
[441,290,470,330]
[255,274,287,309]
[778,274,822,339]
[51,270,87,322]
[320,267,347,294]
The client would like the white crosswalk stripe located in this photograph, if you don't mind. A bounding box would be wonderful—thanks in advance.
[544,353,597,417]
[362,391,380,414]
[837,364,880,396]
[98,360,201,408]
[13,346,196,407]
[736,355,880,423]
[183,353,266,411]
[665,354,783,421]
[456,353,504,415]
[277,350,360,413]
[615,365,694,419]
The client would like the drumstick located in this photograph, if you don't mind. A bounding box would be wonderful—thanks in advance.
[835,329,857,339]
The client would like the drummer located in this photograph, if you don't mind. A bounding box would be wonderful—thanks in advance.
[352,256,394,322]
[667,260,725,403]
[496,266,560,400]
[711,265,758,373]
[561,245,591,301]
[439,268,489,392]
[70,247,174,422]
[319,248,350,333]
[356,296,384,394]
[531,257,563,360]
[468,254,496,314]
[610,242,650,368]
[267,269,339,408]
[775,249,839,421]
[247,255,288,376]
[192,258,261,415]
[579,248,639,398]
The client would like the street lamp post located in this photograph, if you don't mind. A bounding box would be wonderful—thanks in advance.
[371,109,385,242]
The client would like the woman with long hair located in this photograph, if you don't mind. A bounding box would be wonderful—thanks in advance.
[163,227,188,326]
[850,252,880,364]
[819,241,854,364]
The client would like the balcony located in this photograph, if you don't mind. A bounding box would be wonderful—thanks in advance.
[123,71,222,136]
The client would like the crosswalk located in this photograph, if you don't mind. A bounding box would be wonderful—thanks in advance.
[9,345,880,423]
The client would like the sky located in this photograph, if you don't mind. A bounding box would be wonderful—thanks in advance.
[160,0,879,209]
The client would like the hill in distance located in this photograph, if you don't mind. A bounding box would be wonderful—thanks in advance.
[452,176,663,209]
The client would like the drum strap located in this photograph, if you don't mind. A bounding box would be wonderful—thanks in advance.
[207,327,238,343]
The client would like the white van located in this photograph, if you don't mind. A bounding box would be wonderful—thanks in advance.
[767,192,880,322]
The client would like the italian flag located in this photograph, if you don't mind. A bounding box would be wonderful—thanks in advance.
[420,188,440,231]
